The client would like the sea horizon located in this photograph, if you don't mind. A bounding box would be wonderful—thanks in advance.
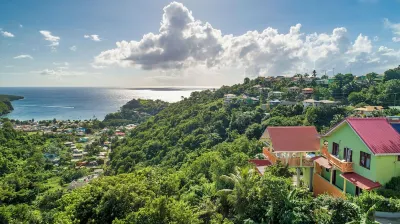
[0,87,207,121]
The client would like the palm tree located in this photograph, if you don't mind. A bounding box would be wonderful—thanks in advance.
[312,70,317,78]
[218,167,258,217]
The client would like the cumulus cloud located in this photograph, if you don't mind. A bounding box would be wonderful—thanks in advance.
[39,30,60,49]
[392,37,400,42]
[84,34,101,41]
[1,29,15,38]
[14,54,33,59]
[93,2,400,77]
[70,45,77,51]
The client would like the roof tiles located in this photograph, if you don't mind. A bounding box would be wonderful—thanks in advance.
[266,126,320,152]
[346,118,400,155]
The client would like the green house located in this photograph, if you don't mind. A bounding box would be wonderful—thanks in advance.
[313,118,400,197]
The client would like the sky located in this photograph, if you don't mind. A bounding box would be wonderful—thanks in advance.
[0,0,400,87]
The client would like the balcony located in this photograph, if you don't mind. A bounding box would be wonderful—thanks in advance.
[263,147,314,167]
[321,147,353,173]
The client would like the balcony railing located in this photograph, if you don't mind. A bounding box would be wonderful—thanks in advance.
[263,147,314,167]
[321,147,353,173]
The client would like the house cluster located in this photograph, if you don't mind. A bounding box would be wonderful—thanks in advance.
[223,94,260,105]
[64,139,109,168]
[252,116,400,198]
[12,120,89,135]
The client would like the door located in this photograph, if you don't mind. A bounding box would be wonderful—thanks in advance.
[356,186,363,196]
[332,170,337,185]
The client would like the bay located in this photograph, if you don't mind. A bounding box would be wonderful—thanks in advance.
[0,87,205,121]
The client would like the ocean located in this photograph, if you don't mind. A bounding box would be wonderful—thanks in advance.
[0,87,205,121]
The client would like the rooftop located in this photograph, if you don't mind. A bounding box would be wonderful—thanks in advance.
[325,118,400,155]
[262,126,320,152]
[346,118,400,155]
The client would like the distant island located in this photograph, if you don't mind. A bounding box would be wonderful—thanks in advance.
[0,94,24,116]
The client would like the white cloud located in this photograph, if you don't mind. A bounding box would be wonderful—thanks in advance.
[84,34,101,42]
[32,68,99,78]
[384,18,400,42]
[53,62,69,67]
[392,37,400,42]
[39,30,60,49]
[373,36,379,42]
[93,2,400,77]
[70,45,77,51]
[14,54,33,59]
[349,34,372,54]
[1,30,15,38]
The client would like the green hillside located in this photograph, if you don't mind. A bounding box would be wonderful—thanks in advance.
[0,94,23,116]
[2,67,400,223]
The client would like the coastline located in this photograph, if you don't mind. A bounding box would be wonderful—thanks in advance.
[0,94,24,116]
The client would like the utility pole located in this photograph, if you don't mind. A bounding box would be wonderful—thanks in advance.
[332,67,335,76]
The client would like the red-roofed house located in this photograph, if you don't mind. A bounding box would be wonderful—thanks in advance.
[260,126,320,189]
[314,117,400,197]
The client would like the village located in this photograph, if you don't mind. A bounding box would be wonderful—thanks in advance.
[0,119,137,190]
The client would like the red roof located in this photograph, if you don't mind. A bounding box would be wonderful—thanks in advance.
[249,160,272,175]
[346,118,400,155]
[266,126,320,152]
[341,172,381,190]
[249,159,272,166]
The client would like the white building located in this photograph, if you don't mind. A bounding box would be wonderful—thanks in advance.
[224,94,237,104]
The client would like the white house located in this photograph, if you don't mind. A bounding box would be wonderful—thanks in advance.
[224,94,237,104]
[268,91,283,99]
[303,99,338,109]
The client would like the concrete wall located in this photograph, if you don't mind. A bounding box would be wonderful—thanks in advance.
[375,155,400,185]
[313,173,344,198]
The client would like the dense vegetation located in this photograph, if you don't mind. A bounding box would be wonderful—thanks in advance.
[1,66,400,223]
[103,99,169,126]
[0,95,23,116]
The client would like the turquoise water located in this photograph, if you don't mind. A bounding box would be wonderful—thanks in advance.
[0,87,201,121]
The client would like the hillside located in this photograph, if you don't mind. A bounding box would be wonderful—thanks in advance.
[0,94,24,116]
[2,67,400,223]
[103,98,169,126]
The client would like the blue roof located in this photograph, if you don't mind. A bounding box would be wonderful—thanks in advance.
[391,123,400,134]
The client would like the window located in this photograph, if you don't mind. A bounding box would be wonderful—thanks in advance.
[360,151,371,169]
[344,147,353,162]
[332,142,339,156]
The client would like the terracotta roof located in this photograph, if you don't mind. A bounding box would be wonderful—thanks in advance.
[313,156,332,169]
[249,159,272,167]
[346,118,400,155]
[341,172,381,190]
[266,126,320,152]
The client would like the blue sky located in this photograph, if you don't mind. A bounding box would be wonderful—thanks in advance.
[0,0,399,87]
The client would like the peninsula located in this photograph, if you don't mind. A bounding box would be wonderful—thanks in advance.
[0,94,24,116]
